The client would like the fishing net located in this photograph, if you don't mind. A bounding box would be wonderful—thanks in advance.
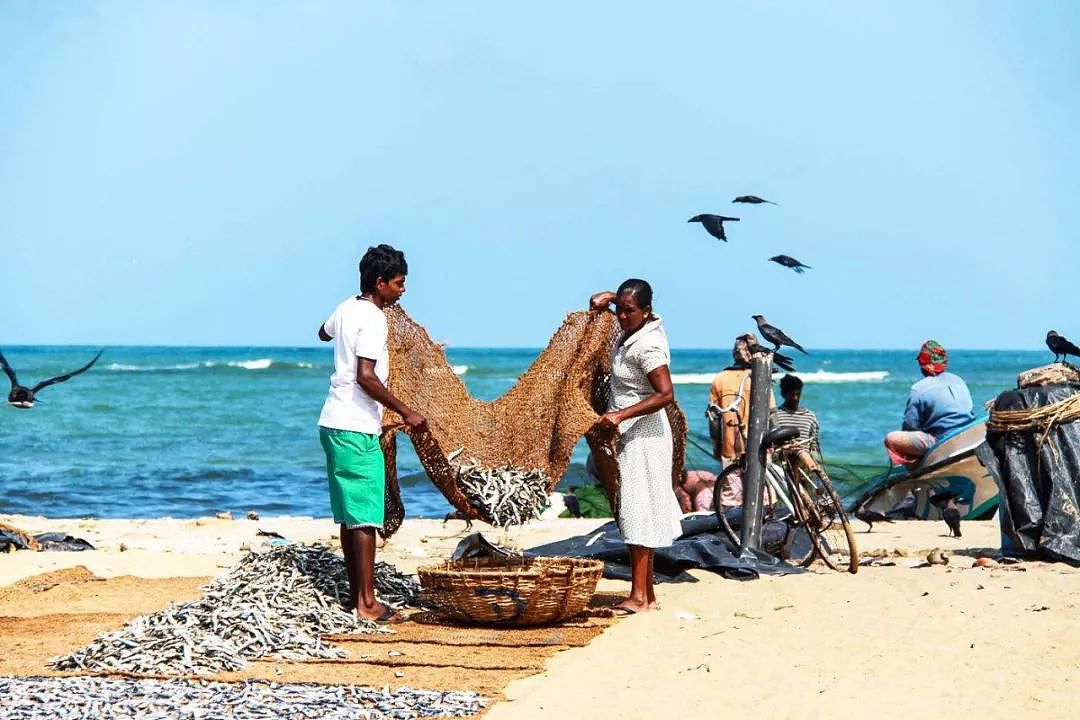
[377,306,687,537]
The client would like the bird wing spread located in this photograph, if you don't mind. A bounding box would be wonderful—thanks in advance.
[0,349,18,388]
[31,350,104,393]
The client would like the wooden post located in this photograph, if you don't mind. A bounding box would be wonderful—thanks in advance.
[739,351,773,553]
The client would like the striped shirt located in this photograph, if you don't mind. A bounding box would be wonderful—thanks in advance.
[770,406,820,445]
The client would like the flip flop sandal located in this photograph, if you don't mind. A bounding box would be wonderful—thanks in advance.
[373,608,408,625]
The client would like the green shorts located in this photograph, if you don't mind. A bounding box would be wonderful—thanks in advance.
[319,427,386,529]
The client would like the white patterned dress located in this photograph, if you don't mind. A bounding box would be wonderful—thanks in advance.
[609,316,683,548]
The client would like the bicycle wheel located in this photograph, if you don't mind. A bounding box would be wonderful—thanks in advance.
[794,465,859,573]
[713,462,744,547]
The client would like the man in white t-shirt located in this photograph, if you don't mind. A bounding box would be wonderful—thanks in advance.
[317,243,427,624]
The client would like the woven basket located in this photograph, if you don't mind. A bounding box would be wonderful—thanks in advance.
[418,555,604,626]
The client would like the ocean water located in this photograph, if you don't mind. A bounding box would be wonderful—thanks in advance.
[0,345,1045,520]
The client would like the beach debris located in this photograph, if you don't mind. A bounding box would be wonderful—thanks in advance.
[858,557,896,567]
[927,548,949,566]
[33,532,94,551]
[0,522,40,552]
[973,557,999,568]
[0,675,485,719]
[452,457,551,527]
[50,545,421,675]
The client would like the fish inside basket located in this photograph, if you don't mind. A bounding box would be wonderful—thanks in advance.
[418,555,604,626]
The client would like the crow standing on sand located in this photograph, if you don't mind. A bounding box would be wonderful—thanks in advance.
[688,214,740,242]
[733,195,777,205]
[854,506,893,533]
[930,491,963,538]
[0,348,104,409]
[751,315,808,355]
[769,255,812,274]
[1046,331,1080,363]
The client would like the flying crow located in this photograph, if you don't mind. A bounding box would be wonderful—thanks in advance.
[769,255,812,274]
[752,315,808,355]
[733,195,777,205]
[688,214,740,242]
[1,348,104,409]
[1046,331,1080,363]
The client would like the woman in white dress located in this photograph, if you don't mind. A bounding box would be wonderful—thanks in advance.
[590,279,683,614]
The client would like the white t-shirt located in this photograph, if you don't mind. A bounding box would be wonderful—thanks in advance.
[317,296,389,434]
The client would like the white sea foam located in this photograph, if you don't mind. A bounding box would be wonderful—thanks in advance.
[670,370,888,385]
[452,365,468,376]
[225,358,273,370]
[107,358,312,372]
[107,362,201,372]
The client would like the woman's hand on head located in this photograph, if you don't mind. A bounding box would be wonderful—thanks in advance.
[589,291,616,312]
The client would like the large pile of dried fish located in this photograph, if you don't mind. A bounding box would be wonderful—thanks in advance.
[2,676,485,720]
[450,451,551,527]
[50,545,417,675]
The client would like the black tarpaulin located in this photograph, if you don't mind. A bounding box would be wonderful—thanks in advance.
[976,382,1080,565]
[526,514,804,582]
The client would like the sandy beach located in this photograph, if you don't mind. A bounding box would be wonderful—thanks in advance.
[2,513,1078,719]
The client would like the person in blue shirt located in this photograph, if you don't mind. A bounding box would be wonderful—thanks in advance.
[884,340,975,467]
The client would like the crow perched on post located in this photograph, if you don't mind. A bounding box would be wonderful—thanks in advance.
[744,338,796,372]
[1,348,104,409]
[732,195,777,205]
[769,255,812,274]
[1046,331,1080,362]
[751,315,808,355]
[687,214,740,242]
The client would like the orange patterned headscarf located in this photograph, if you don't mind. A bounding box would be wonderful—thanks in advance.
[917,340,947,376]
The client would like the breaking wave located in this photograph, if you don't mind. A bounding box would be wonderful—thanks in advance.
[670,370,888,385]
[106,359,316,372]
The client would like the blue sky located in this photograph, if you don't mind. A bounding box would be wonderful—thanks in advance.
[2,2,1078,349]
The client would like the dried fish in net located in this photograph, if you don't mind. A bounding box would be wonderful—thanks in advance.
[378,306,688,536]
[50,545,417,675]
[451,454,551,528]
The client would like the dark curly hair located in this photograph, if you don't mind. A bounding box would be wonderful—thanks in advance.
[779,373,803,396]
[359,244,408,293]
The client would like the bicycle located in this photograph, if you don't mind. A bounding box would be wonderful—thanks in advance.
[713,425,859,574]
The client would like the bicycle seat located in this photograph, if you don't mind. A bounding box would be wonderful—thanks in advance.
[761,426,799,449]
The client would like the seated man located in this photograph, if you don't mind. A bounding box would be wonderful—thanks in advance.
[770,373,821,471]
[884,340,975,467]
